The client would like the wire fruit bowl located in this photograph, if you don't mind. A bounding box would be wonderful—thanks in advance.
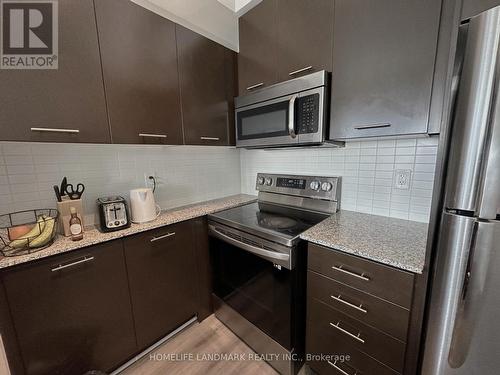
[0,209,59,257]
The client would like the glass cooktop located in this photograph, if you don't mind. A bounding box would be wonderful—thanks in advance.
[208,202,328,246]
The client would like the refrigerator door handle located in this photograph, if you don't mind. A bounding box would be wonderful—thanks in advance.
[444,6,500,213]
[478,65,500,219]
[422,213,476,375]
[448,220,496,368]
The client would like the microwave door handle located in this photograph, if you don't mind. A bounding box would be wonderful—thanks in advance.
[288,94,298,139]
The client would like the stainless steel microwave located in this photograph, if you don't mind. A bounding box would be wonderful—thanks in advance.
[235,71,334,148]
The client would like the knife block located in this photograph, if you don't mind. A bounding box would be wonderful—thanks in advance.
[57,198,85,237]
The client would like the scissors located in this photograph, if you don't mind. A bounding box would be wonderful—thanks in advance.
[65,183,85,200]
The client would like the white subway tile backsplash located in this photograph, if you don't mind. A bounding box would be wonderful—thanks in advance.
[360,140,378,148]
[395,155,415,164]
[396,138,417,147]
[0,142,241,226]
[376,155,395,164]
[377,139,396,148]
[395,147,416,155]
[416,146,438,155]
[360,148,377,156]
[1,136,438,225]
[377,147,396,156]
[241,136,439,223]
[417,137,439,146]
[415,154,438,164]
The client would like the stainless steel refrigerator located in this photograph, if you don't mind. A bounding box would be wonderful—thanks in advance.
[422,5,500,375]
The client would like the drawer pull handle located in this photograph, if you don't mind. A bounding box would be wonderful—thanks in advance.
[327,360,352,375]
[246,82,264,91]
[200,136,220,141]
[139,133,168,138]
[51,256,94,272]
[332,265,370,281]
[331,295,368,314]
[289,66,313,76]
[151,232,176,242]
[31,127,80,134]
[354,123,391,130]
[329,321,365,344]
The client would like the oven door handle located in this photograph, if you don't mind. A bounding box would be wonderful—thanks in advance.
[208,225,291,267]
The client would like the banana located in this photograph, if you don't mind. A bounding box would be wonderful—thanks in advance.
[9,216,47,249]
[28,216,56,248]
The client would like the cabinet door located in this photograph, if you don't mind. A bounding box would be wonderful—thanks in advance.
[238,0,278,95]
[176,26,232,146]
[2,241,137,375]
[123,221,197,349]
[94,0,183,145]
[329,0,442,140]
[0,0,110,143]
[276,0,334,81]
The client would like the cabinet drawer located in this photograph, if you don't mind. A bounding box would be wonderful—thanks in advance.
[308,243,414,308]
[307,298,406,372]
[307,311,399,375]
[308,270,410,341]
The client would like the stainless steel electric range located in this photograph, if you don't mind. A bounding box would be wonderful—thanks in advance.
[208,173,341,375]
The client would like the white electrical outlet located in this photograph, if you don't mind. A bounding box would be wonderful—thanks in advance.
[394,169,412,190]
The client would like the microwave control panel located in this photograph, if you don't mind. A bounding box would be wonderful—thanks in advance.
[297,93,320,134]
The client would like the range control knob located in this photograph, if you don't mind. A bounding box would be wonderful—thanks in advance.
[310,180,321,191]
[257,176,265,185]
[321,182,333,192]
[264,177,273,186]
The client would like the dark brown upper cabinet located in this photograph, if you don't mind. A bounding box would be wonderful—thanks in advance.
[0,0,110,143]
[238,0,278,95]
[276,0,334,81]
[94,0,183,145]
[2,241,137,375]
[329,0,442,140]
[123,221,198,349]
[176,25,236,146]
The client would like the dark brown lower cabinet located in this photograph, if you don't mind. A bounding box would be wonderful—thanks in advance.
[306,243,418,375]
[1,241,137,375]
[123,221,198,349]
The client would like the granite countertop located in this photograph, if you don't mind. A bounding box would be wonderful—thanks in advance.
[300,210,429,274]
[0,194,257,269]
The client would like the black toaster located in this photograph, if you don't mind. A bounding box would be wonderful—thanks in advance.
[97,196,131,232]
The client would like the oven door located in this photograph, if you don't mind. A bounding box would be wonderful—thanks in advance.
[236,94,299,148]
[209,231,294,350]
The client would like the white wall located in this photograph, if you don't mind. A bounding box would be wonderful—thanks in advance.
[0,143,241,226]
[240,137,439,223]
[131,0,239,51]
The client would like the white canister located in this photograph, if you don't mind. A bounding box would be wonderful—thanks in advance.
[129,188,161,223]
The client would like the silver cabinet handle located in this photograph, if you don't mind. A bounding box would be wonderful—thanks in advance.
[329,321,365,344]
[139,133,167,138]
[289,66,313,76]
[327,360,350,375]
[51,256,94,272]
[354,123,391,130]
[200,137,220,141]
[331,294,368,314]
[288,94,298,139]
[246,82,264,91]
[332,265,370,281]
[150,232,176,243]
[31,127,80,134]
